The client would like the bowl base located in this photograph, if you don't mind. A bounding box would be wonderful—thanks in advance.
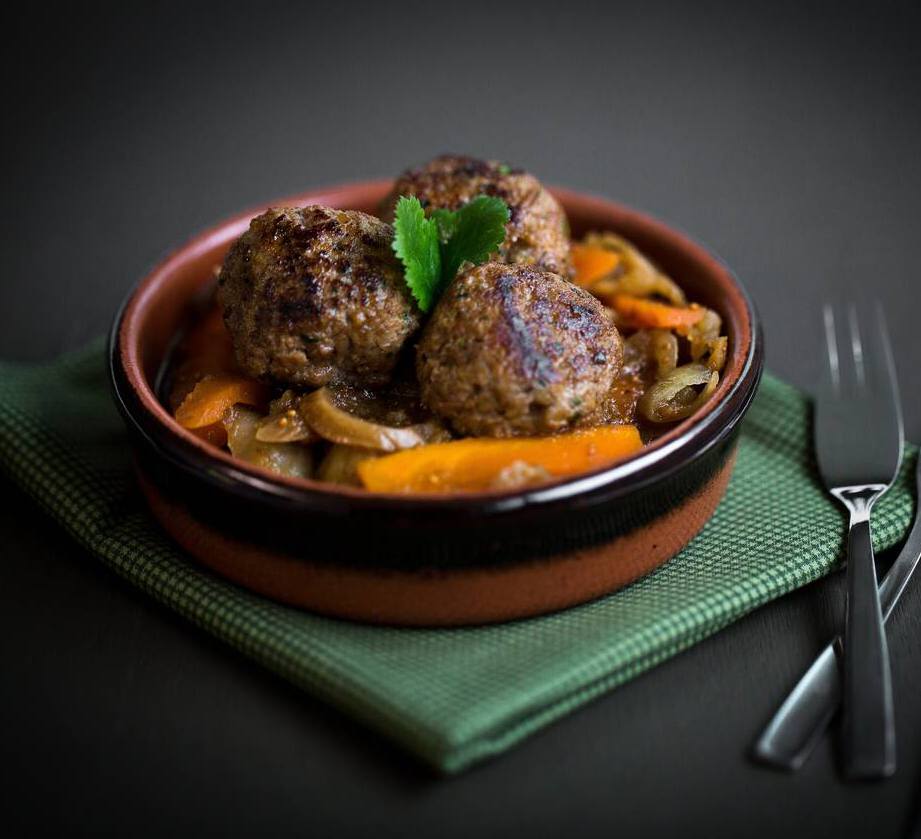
[139,450,736,627]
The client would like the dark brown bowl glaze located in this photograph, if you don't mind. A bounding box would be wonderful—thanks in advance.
[109,181,763,626]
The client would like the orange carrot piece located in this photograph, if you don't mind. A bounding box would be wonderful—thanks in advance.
[184,304,229,351]
[571,244,621,287]
[182,306,237,374]
[357,425,643,493]
[606,294,705,332]
[169,306,240,412]
[175,375,269,429]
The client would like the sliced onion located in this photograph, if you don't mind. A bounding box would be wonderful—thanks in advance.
[582,231,686,305]
[490,460,552,491]
[255,390,316,443]
[299,386,448,452]
[704,336,728,372]
[316,445,382,486]
[638,363,719,424]
[626,329,678,378]
[686,307,722,356]
[223,407,313,478]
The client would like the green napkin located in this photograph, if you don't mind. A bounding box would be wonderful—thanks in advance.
[0,341,916,774]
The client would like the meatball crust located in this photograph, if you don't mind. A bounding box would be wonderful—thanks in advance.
[416,262,623,437]
[381,155,572,277]
[218,206,420,388]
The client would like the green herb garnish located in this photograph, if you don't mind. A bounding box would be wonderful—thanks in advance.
[392,195,509,312]
[439,196,512,283]
[391,196,442,313]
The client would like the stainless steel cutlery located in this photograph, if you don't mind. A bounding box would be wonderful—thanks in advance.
[754,448,920,770]
[754,302,906,779]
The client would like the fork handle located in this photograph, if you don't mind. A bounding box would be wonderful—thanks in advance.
[842,514,896,779]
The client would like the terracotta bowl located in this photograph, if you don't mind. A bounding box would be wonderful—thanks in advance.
[109,181,763,626]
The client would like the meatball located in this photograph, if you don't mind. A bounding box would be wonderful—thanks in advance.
[416,262,622,437]
[218,206,420,388]
[380,155,572,277]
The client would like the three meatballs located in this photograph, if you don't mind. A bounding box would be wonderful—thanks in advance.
[380,155,572,277]
[218,158,624,441]
[218,206,420,388]
[417,263,623,437]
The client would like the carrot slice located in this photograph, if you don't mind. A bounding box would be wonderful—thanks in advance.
[183,305,231,355]
[169,307,241,410]
[183,307,237,373]
[357,425,643,493]
[606,294,705,332]
[175,375,269,429]
[571,244,621,287]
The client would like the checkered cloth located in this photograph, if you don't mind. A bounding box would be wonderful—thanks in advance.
[0,341,916,773]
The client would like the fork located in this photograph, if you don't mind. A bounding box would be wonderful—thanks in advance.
[812,302,903,779]
[753,451,921,770]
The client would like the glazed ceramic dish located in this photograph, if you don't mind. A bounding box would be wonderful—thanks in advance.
[110,181,763,626]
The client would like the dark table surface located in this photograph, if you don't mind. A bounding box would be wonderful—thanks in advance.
[3,2,921,836]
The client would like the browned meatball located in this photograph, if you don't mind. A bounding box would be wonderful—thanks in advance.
[416,263,622,437]
[380,155,572,277]
[218,206,420,388]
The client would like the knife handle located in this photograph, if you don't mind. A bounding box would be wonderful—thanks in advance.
[752,643,840,770]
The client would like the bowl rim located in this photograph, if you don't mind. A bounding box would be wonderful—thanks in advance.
[109,180,764,518]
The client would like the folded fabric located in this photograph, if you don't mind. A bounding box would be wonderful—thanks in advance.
[0,341,916,773]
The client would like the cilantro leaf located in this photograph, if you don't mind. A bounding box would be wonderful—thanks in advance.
[439,196,510,282]
[429,208,459,243]
[391,194,510,313]
[392,196,442,312]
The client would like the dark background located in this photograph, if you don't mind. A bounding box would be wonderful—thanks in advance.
[3,1,921,836]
